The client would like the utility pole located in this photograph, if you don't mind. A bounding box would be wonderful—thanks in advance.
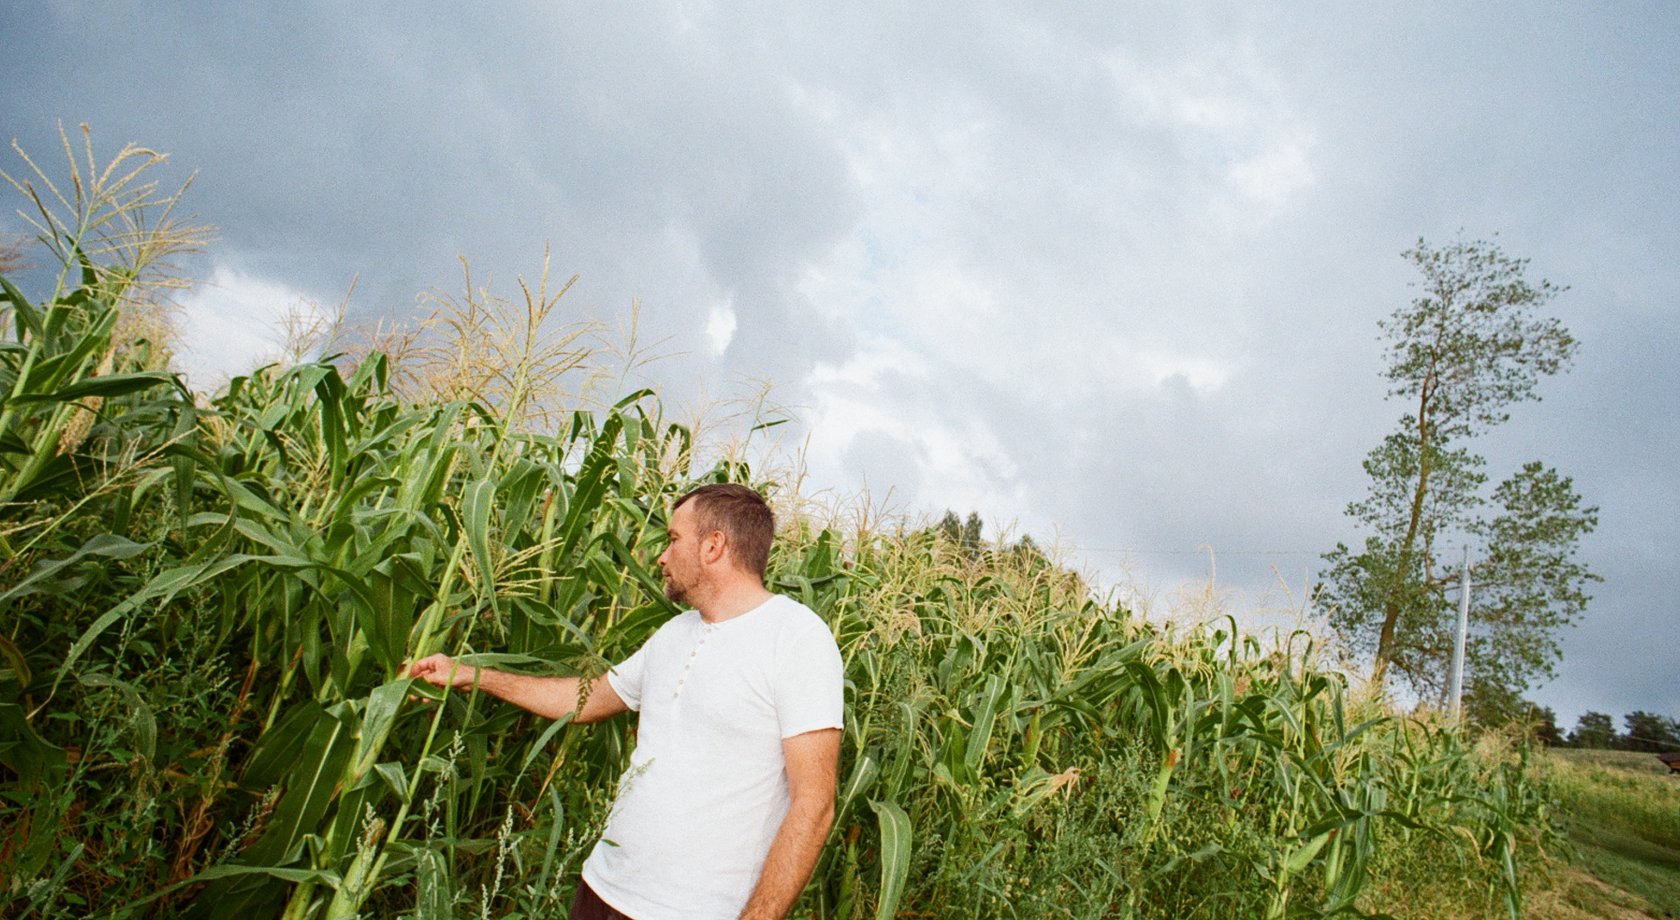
[1449,544,1471,721]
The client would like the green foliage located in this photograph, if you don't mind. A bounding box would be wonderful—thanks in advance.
[1377,238,1575,438]
[0,146,1555,920]
[1619,711,1680,753]
[1558,710,1679,752]
[1460,681,1562,744]
[927,509,1062,582]
[1468,464,1599,693]
[1529,707,1564,748]
[1319,237,1597,705]
[934,509,985,559]
[1568,712,1618,749]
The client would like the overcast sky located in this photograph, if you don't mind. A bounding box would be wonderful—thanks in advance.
[4,2,1675,729]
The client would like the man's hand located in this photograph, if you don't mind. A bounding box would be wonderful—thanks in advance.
[407,653,480,691]
[738,727,841,920]
[404,654,630,724]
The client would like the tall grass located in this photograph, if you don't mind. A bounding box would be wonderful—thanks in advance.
[1530,749,1680,916]
[0,133,1551,919]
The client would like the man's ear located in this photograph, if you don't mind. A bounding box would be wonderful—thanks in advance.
[700,530,729,565]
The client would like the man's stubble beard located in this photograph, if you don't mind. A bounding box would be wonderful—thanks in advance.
[663,573,691,605]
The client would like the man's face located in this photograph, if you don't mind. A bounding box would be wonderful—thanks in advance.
[657,502,705,605]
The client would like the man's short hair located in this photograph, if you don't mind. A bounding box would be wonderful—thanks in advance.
[674,483,775,577]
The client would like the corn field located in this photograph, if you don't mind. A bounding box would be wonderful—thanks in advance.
[0,135,1553,919]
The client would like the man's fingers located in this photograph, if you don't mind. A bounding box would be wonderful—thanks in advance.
[405,654,450,681]
[404,661,450,704]
[403,654,479,694]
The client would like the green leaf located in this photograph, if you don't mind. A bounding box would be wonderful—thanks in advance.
[364,553,429,673]
[7,371,175,404]
[962,673,1006,773]
[835,751,879,828]
[0,533,155,604]
[191,864,344,885]
[0,702,67,788]
[0,634,30,688]
[349,679,410,783]
[244,701,358,865]
[869,799,912,920]
[463,475,497,599]
[243,701,331,788]
[519,711,576,776]
[0,274,45,339]
[1283,830,1333,875]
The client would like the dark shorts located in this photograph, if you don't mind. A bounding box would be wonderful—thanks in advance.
[569,879,635,920]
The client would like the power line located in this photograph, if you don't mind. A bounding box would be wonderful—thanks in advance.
[1074,547,1324,557]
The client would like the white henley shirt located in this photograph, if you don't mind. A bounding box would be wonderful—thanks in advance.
[580,595,845,920]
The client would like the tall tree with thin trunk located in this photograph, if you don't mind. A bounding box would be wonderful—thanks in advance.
[1319,237,1597,705]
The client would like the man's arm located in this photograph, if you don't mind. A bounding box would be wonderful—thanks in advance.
[738,727,841,920]
[406,653,629,723]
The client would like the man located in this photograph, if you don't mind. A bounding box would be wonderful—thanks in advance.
[408,483,844,920]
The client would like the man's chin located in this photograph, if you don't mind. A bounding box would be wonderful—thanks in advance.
[664,583,686,604]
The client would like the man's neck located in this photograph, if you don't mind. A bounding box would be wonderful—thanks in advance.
[696,580,774,625]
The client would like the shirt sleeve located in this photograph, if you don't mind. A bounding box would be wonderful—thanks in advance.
[606,640,649,712]
[773,615,846,738]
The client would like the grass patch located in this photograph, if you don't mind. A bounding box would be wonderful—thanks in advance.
[1537,748,1680,919]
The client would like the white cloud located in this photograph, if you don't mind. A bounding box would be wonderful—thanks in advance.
[1104,44,1316,222]
[798,336,1021,517]
[174,265,327,392]
[806,337,929,387]
[1229,137,1315,207]
[1105,346,1235,393]
[705,301,737,356]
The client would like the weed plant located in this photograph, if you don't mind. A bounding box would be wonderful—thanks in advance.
[0,133,1551,919]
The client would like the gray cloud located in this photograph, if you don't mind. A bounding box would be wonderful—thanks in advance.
[4,1,1675,727]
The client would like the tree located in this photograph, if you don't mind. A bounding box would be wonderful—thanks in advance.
[936,510,985,559]
[1465,463,1598,696]
[1568,711,1618,749]
[1319,237,1598,706]
[1531,706,1565,747]
[1459,679,1563,744]
[1621,711,1680,752]
[927,513,1083,592]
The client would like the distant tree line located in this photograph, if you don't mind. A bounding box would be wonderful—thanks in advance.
[1514,705,1680,751]
[925,510,1091,600]
[930,510,1051,568]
